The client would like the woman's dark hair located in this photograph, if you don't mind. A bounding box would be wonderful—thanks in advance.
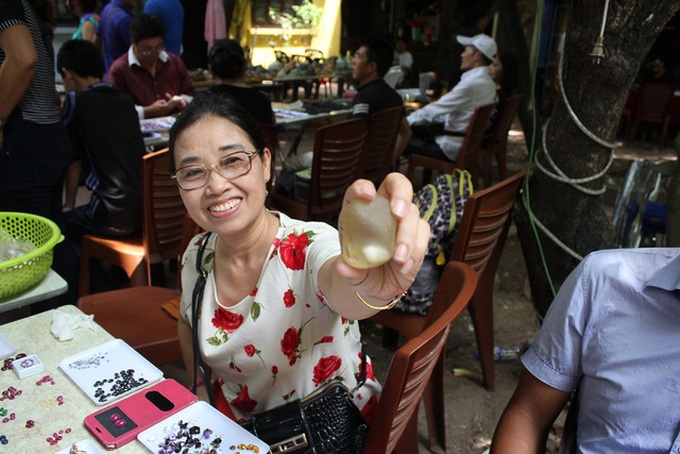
[497,50,519,94]
[168,93,267,172]
[209,39,246,80]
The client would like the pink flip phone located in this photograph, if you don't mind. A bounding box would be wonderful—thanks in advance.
[84,379,197,450]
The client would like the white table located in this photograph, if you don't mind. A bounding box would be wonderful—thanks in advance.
[0,269,68,313]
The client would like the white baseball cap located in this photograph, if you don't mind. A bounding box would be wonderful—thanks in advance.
[456,34,497,61]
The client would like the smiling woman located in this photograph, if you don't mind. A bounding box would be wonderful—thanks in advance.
[167,93,430,444]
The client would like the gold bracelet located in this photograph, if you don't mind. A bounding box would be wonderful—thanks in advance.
[355,291,406,311]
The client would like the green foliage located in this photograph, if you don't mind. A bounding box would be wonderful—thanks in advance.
[268,0,323,32]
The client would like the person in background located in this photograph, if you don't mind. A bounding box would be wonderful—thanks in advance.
[143,0,183,55]
[486,49,519,141]
[96,0,138,77]
[492,248,680,453]
[352,35,412,156]
[206,39,274,125]
[277,35,411,181]
[448,6,489,91]
[108,13,194,119]
[643,56,675,86]
[394,36,413,85]
[68,0,99,42]
[170,93,429,421]
[56,39,145,302]
[0,0,74,221]
[489,50,519,107]
[405,34,497,163]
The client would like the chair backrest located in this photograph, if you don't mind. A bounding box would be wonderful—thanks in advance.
[362,106,404,186]
[259,123,278,192]
[449,169,526,281]
[384,66,404,89]
[639,82,674,121]
[142,148,187,264]
[454,103,495,175]
[363,261,478,453]
[486,94,520,154]
[307,117,370,219]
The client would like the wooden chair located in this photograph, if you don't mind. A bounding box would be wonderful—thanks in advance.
[77,286,181,365]
[78,148,186,296]
[365,262,478,453]
[267,117,370,222]
[75,215,198,366]
[406,103,494,188]
[363,106,404,187]
[449,168,527,391]
[480,94,521,188]
[628,82,675,147]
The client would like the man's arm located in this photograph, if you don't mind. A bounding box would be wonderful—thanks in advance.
[491,369,571,453]
[407,83,467,125]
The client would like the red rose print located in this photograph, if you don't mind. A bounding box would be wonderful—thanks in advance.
[319,336,333,344]
[283,289,296,307]
[313,356,342,386]
[272,365,278,374]
[244,344,257,357]
[279,232,309,270]
[250,287,258,297]
[231,385,257,412]
[280,327,301,365]
[212,308,244,333]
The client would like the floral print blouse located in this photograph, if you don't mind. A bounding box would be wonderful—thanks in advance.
[180,212,381,421]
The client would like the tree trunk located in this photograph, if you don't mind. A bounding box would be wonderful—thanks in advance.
[516,0,680,317]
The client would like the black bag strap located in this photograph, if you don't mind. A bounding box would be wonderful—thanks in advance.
[191,232,215,406]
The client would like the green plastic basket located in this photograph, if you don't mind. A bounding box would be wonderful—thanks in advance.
[0,212,63,302]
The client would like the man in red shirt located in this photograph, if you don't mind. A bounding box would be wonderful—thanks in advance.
[108,13,194,119]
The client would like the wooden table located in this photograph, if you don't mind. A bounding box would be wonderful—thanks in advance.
[0,305,149,452]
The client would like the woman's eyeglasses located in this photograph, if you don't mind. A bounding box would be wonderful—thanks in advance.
[171,150,259,190]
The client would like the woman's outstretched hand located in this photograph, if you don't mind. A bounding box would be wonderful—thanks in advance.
[335,172,430,313]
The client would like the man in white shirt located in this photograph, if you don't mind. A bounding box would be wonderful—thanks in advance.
[406,34,497,162]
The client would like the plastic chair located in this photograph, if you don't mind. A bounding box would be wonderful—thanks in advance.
[406,103,494,187]
[384,66,404,89]
[449,168,527,391]
[267,118,370,222]
[78,148,186,296]
[364,262,478,453]
[481,94,521,188]
[628,82,675,147]
[363,106,404,186]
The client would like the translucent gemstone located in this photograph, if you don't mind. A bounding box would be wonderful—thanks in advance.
[342,195,396,269]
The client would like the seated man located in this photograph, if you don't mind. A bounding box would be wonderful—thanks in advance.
[108,13,194,119]
[277,35,411,190]
[351,35,412,159]
[492,248,680,452]
[56,39,147,302]
[405,34,497,163]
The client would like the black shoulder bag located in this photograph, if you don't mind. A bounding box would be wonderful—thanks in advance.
[191,232,215,406]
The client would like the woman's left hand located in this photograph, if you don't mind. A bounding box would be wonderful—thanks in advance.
[336,172,430,308]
